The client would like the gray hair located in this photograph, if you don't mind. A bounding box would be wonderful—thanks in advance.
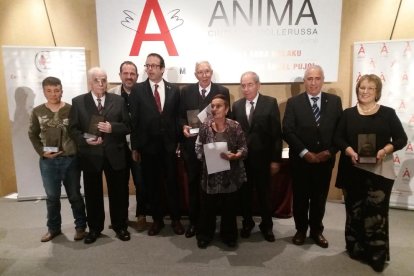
[194,61,212,72]
[304,65,325,79]
[87,67,107,82]
[240,71,260,83]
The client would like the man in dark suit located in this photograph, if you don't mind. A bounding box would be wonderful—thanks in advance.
[69,67,131,244]
[179,61,230,238]
[129,53,184,236]
[232,71,282,242]
[109,61,148,232]
[282,65,343,248]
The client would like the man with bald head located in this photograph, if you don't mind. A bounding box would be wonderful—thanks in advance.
[179,61,230,238]
[282,65,342,248]
[232,71,282,242]
[69,67,131,244]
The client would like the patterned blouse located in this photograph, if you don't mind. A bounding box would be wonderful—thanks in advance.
[195,118,248,194]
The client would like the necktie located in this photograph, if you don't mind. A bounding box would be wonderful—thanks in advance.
[201,89,206,99]
[311,97,320,123]
[154,84,162,113]
[97,98,103,115]
[248,101,255,125]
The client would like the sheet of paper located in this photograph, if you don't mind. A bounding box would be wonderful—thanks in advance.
[203,142,230,174]
[197,104,212,123]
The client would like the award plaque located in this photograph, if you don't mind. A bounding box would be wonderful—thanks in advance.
[187,109,200,135]
[83,114,105,139]
[358,134,377,164]
[43,128,62,152]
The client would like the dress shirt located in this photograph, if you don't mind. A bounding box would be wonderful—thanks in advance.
[245,92,259,118]
[199,83,211,98]
[91,93,106,108]
[149,80,165,110]
[299,91,322,158]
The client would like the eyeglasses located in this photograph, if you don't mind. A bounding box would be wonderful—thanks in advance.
[93,78,107,85]
[144,64,161,69]
[196,70,212,76]
[359,86,376,92]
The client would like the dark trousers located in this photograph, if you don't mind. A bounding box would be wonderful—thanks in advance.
[141,149,181,222]
[82,156,128,233]
[197,191,238,243]
[125,146,146,217]
[291,160,333,234]
[240,157,273,230]
[182,138,202,226]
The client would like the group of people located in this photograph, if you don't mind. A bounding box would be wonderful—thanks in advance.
[28,53,407,273]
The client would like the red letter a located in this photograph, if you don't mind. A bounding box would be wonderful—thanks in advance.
[130,0,178,56]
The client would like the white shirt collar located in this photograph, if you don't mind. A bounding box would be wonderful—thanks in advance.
[199,83,211,94]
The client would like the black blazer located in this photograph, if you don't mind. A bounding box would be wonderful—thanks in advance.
[282,92,343,163]
[69,92,130,170]
[129,79,180,154]
[179,82,230,139]
[232,94,282,163]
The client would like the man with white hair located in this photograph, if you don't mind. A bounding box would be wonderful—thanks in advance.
[69,67,131,244]
[179,61,230,238]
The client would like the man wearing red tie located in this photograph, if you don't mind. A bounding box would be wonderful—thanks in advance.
[129,53,184,236]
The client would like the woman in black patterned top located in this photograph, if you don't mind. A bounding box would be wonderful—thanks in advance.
[195,94,247,249]
[334,74,407,272]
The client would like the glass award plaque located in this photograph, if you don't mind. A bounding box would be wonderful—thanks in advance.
[83,114,105,139]
[43,127,62,152]
[187,109,200,135]
[358,134,377,164]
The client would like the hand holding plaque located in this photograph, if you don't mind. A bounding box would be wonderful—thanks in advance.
[187,109,200,135]
[358,134,377,164]
[83,114,105,139]
[43,127,62,152]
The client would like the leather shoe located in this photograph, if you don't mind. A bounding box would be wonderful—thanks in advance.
[116,229,131,241]
[197,239,209,249]
[74,228,86,241]
[84,231,100,244]
[41,230,61,242]
[223,240,237,248]
[171,220,185,235]
[292,231,306,245]
[259,226,275,242]
[370,250,386,272]
[136,215,147,232]
[310,233,329,248]
[185,225,196,238]
[148,220,165,236]
[240,220,255,238]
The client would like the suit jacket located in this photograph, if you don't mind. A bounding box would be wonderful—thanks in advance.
[69,92,130,171]
[129,79,180,154]
[282,91,343,163]
[179,82,230,146]
[232,94,282,163]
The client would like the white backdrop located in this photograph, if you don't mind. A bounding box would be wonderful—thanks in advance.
[96,0,342,83]
[2,46,87,200]
[352,40,414,209]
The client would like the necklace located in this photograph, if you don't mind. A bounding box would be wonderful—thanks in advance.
[357,103,378,114]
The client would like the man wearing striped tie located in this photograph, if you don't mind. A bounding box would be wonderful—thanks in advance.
[282,65,343,249]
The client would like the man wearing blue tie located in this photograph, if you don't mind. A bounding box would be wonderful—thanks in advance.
[282,65,343,248]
